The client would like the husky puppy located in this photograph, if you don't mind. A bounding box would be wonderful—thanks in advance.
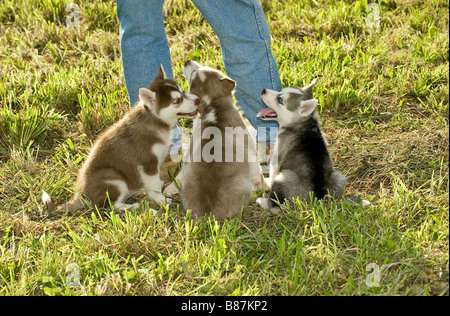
[43,65,200,213]
[165,60,265,220]
[256,80,368,214]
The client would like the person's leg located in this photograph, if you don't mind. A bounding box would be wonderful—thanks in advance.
[191,0,282,144]
[116,0,181,156]
[116,0,173,107]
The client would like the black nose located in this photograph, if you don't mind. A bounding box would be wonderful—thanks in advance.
[185,60,192,67]
[195,97,200,106]
[261,89,267,95]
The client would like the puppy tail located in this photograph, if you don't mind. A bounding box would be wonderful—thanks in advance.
[42,190,84,213]
[42,190,57,212]
[346,195,371,208]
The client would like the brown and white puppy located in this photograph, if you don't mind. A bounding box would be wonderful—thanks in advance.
[43,65,200,213]
[164,61,266,220]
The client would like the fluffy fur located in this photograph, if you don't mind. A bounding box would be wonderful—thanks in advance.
[165,61,266,220]
[256,80,369,214]
[44,65,200,213]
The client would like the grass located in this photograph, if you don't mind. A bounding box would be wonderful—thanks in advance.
[0,0,448,296]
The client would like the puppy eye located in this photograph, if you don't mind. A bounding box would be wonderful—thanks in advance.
[174,98,182,105]
[278,97,284,105]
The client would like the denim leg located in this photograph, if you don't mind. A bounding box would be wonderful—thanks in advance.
[117,0,181,154]
[116,0,173,107]
[191,0,282,143]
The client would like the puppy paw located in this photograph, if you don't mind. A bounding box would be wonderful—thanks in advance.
[256,197,270,210]
[164,196,173,204]
[164,182,179,196]
[257,197,280,215]
[114,202,140,212]
[269,207,281,215]
[148,192,171,205]
[157,195,172,205]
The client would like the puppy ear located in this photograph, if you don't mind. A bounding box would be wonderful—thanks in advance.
[220,77,236,94]
[299,99,318,116]
[154,64,168,80]
[302,78,317,96]
[139,88,157,109]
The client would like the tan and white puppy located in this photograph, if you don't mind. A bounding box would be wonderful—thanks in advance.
[164,60,266,220]
[44,65,200,212]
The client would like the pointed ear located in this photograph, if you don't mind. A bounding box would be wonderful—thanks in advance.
[154,64,168,80]
[299,99,318,116]
[220,77,236,94]
[139,88,156,109]
[302,78,317,96]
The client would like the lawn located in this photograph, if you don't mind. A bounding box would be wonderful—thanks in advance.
[0,0,448,296]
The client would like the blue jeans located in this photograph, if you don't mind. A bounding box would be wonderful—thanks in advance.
[116,0,281,145]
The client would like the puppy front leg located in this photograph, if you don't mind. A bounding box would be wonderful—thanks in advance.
[138,165,171,204]
[164,167,185,196]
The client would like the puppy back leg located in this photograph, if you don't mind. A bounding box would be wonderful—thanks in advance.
[105,179,139,211]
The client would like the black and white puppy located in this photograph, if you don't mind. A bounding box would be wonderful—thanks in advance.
[256,80,369,214]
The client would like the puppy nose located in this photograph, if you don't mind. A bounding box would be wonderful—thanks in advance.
[261,89,267,95]
[194,97,200,106]
[185,60,192,67]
